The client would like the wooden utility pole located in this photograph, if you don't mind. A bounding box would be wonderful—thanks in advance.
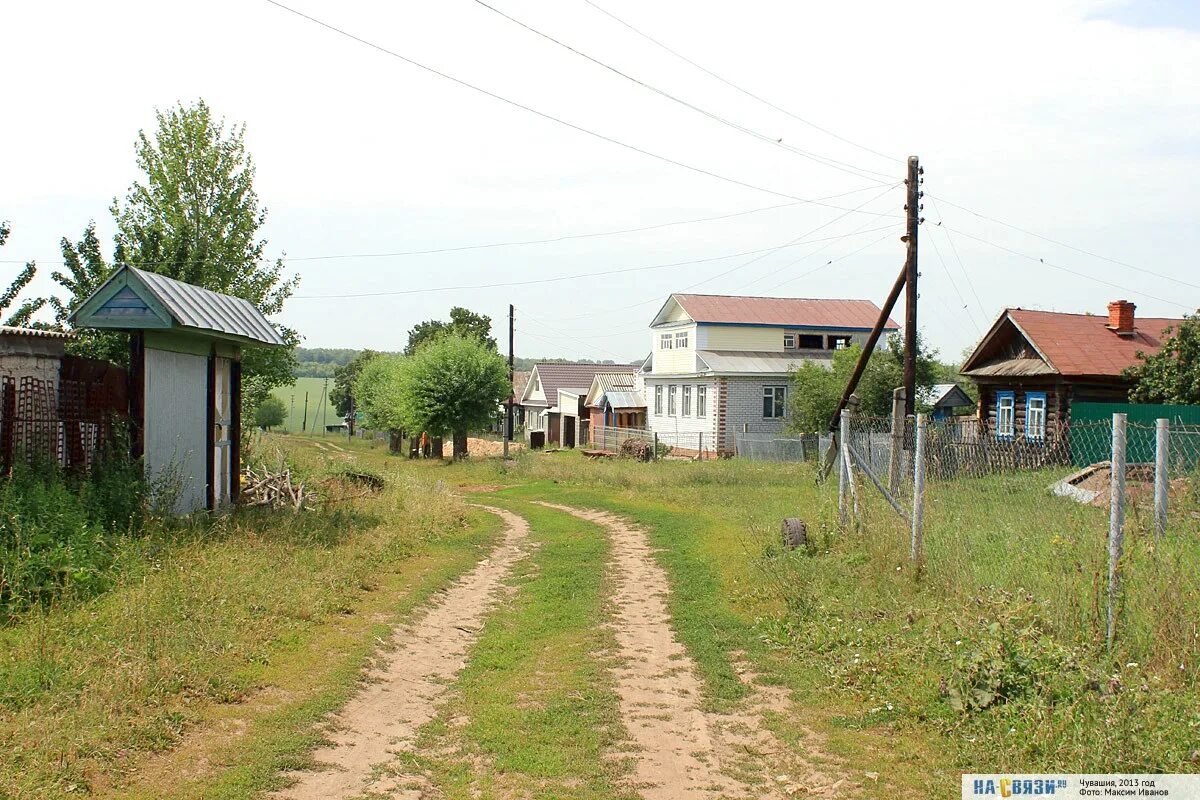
[903,155,922,417]
[301,391,309,432]
[504,304,514,459]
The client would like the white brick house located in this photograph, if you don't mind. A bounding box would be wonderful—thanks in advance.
[642,294,898,454]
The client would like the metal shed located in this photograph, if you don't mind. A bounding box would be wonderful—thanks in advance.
[70,266,285,514]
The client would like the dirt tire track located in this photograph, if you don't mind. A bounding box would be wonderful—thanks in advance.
[538,502,848,800]
[275,506,530,800]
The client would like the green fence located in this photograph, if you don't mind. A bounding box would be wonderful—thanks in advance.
[1070,402,1200,467]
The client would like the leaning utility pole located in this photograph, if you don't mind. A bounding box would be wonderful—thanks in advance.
[504,304,514,459]
[903,155,923,417]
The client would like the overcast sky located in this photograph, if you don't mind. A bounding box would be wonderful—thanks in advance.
[3,0,1198,362]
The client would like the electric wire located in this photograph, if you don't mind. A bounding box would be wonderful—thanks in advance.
[291,222,900,299]
[470,0,895,185]
[926,223,981,333]
[263,0,903,218]
[580,0,899,165]
[929,194,1200,292]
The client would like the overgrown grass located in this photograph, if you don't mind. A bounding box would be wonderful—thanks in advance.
[0,437,500,798]
[415,448,1200,793]
[410,499,635,799]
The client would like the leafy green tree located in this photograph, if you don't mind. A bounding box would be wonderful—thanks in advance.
[253,396,287,430]
[331,350,380,419]
[394,334,509,459]
[48,222,128,364]
[788,333,941,432]
[354,355,408,451]
[1127,313,1200,404]
[405,307,496,355]
[51,101,299,409]
[0,222,48,328]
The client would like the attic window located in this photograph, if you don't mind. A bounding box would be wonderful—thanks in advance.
[797,334,823,349]
[660,333,673,350]
[829,335,852,350]
[675,331,688,348]
[783,333,796,349]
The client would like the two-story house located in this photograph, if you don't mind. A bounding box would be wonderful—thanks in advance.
[642,294,898,454]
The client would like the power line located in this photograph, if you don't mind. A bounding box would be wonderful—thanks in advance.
[470,0,895,185]
[939,224,1195,311]
[674,183,900,292]
[927,196,987,321]
[0,184,888,268]
[263,0,903,218]
[580,0,899,166]
[291,223,900,299]
[925,219,981,332]
[929,193,1200,292]
[766,227,899,292]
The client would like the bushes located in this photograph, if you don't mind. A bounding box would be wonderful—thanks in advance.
[0,453,147,619]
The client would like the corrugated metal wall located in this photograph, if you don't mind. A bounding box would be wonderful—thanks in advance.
[145,348,208,514]
[1070,401,1200,466]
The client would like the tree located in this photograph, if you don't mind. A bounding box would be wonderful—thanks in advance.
[405,307,496,355]
[394,334,509,459]
[0,222,49,328]
[354,355,408,452]
[331,349,380,421]
[51,100,300,409]
[1127,313,1200,404]
[49,222,127,364]
[253,396,287,430]
[787,333,942,432]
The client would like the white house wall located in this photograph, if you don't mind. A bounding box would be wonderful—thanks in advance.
[718,375,793,448]
[650,322,697,375]
[643,377,718,450]
[144,347,208,515]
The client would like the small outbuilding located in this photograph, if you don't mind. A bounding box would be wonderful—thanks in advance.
[918,382,975,421]
[70,266,286,514]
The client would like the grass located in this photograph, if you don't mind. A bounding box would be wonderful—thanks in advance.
[0,436,501,799]
[408,499,635,799]
[269,377,339,434]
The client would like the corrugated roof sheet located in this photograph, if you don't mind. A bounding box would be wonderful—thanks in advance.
[1006,309,1180,378]
[670,294,898,330]
[531,362,635,404]
[0,325,73,340]
[697,350,831,374]
[131,267,286,346]
[604,390,646,409]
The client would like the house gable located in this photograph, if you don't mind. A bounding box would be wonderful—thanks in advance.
[961,315,1056,378]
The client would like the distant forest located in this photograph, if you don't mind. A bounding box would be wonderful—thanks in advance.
[292,348,627,377]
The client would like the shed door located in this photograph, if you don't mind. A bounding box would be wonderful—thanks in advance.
[212,356,233,508]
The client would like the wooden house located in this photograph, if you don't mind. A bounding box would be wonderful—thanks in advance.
[584,371,646,432]
[70,266,286,514]
[518,362,635,448]
[961,301,1182,441]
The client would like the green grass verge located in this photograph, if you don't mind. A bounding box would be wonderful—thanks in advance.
[408,499,636,800]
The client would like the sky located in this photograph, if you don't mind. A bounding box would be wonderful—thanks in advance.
[2,0,1198,364]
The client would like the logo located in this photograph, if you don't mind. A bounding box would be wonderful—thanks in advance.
[970,777,1069,797]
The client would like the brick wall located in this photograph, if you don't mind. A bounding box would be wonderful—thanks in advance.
[718,376,791,449]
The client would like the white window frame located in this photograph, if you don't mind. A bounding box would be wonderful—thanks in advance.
[654,385,663,415]
[696,385,707,417]
[660,333,673,350]
[675,331,688,349]
[996,392,1015,439]
[783,333,796,349]
[1025,392,1047,441]
[763,386,786,419]
[682,385,692,416]
[668,384,678,416]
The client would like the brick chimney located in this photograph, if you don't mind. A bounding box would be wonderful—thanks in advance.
[1107,300,1136,335]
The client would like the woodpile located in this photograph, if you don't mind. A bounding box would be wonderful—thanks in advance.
[619,438,652,462]
[242,464,312,511]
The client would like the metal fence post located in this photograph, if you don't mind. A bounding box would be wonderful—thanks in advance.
[1107,412,1127,649]
[838,412,849,527]
[911,413,927,566]
[888,386,905,493]
[653,432,659,462]
[1154,417,1169,541]
[698,431,704,460]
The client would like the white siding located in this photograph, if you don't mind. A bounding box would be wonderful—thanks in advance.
[651,322,698,374]
[644,377,718,450]
[700,324,783,352]
[144,347,208,515]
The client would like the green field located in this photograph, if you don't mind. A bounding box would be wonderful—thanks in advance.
[270,377,339,433]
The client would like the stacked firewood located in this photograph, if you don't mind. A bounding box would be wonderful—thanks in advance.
[241,464,312,511]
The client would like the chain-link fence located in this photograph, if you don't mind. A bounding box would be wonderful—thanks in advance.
[838,408,1200,648]
[735,431,819,462]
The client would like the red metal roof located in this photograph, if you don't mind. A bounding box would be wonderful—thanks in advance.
[671,294,898,330]
[1008,309,1182,378]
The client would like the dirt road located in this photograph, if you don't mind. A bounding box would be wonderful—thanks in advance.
[275,506,531,800]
